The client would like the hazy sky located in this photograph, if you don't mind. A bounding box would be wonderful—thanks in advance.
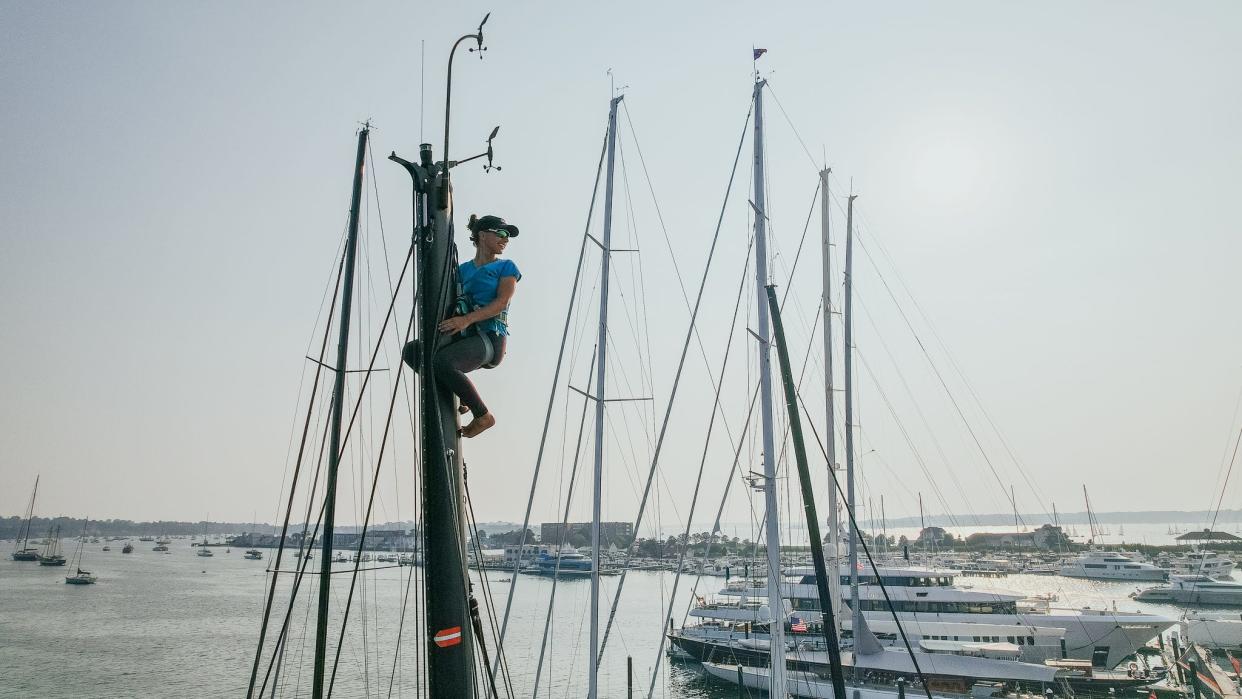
[3,2,1240,535]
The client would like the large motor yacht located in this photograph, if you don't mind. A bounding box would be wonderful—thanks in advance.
[671,564,1175,670]
[1059,551,1167,581]
[1132,575,1242,606]
[1159,551,1235,580]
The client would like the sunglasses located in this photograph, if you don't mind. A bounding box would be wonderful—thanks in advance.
[485,229,511,239]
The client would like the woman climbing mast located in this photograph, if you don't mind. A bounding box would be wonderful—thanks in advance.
[431,213,520,438]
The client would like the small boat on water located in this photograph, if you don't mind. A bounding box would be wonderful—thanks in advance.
[38,526,66,566]
[11,476,41,561]
[121,542,134,554]
[196,519,213,556]
[520,547,619,578]
[1132,575,1242,606]
[101,546,111,552]
[64,522,97,585]
[244,549,263,560]
[65,568,97,585]
[153,544,169,552]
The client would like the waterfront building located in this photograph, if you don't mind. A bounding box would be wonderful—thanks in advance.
[965,524,1068,550]
[540,521,633,547]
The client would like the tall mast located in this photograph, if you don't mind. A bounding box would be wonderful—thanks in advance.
[881,495,887,544]
[1012,484,1020,536]
[766,285,848,699]
[751,77,786,698]
[589,93,623,699]
[918,492,925,555]
[18,475,38,551]
[843,192,861,655]
[1083,484,1096,544]
[311,125,369,699]
[389,20,492,697]
[818,167,843,637]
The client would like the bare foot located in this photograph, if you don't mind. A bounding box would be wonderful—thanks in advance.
[461,413,496,438]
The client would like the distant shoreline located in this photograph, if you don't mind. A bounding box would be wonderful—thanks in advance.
[4,509,1241,539]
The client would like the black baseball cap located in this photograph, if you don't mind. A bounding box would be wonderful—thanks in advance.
[474,214,519,237]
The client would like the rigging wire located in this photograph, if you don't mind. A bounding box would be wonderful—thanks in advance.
[326,279,417,696]
[264,240,415,695]
[248,237,349,699]
[643,228,754,697]
[853,296,976,526]
[532,352,598,698]
[489,124,609,680]
[596,93,755,666]
[793,391,936,699]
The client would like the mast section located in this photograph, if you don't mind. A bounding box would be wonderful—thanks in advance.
[589,93,623,699]
[311,125,369,699]
[751,77,786,699]
[819,167,843,636]
[843,193,862,657]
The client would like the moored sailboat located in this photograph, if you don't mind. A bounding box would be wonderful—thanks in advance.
[64,521,97,585]
[11,476,41,561]
[38,525,66,566]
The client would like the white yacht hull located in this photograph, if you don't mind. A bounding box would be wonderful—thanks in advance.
[1186,614,1242,649]
[1136,587,1242,606]
[680,611,1171,670]
[702,662,921,699]
[1060,566,1166,581]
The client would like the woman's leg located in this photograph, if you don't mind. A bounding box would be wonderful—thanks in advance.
[432,335,491,418]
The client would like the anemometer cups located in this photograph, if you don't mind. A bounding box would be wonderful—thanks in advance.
[471,215,519,238]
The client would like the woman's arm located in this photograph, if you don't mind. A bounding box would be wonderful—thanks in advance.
[465,276,517,324]
[438,276,517,334]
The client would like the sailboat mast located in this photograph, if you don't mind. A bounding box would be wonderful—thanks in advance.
[19,475,39,551]
[751,77,786,698]
[818,167,843,637]
[843,193,861,652]
[1083,484,1096,544]
[766,285,848,699]
[1012,484,1020,535]
[589,93,622,699]
[311,125,369,699]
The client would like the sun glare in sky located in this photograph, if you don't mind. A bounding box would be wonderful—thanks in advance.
[911,137,986,209]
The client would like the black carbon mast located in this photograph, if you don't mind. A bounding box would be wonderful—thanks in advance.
[766,284,848,699]
[390,14,497,698]
[310,123,369,699]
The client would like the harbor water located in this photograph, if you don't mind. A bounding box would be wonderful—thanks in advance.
[2,538,1229,698]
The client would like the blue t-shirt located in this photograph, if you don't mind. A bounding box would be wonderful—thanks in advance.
[460,258,521,336]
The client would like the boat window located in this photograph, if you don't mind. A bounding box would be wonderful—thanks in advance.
[1029,637,1035,645]
[1083,564,1106,569]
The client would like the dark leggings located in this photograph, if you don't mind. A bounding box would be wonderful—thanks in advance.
[433,332,505,418]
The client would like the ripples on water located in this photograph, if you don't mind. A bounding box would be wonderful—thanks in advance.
[0,542,1222,698]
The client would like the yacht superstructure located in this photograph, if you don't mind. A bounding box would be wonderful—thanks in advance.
[1133,575,1242,606]
[1160,551,1235,580]
[1059,551,1166,581]
[672,564,1174,670]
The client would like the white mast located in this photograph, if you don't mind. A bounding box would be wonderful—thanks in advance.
[843,192,862,652]
[588,92,622,699]
[819,167,843,637]
[752,77,787,699]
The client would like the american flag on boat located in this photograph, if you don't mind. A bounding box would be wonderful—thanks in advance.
[790,616,808,632]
